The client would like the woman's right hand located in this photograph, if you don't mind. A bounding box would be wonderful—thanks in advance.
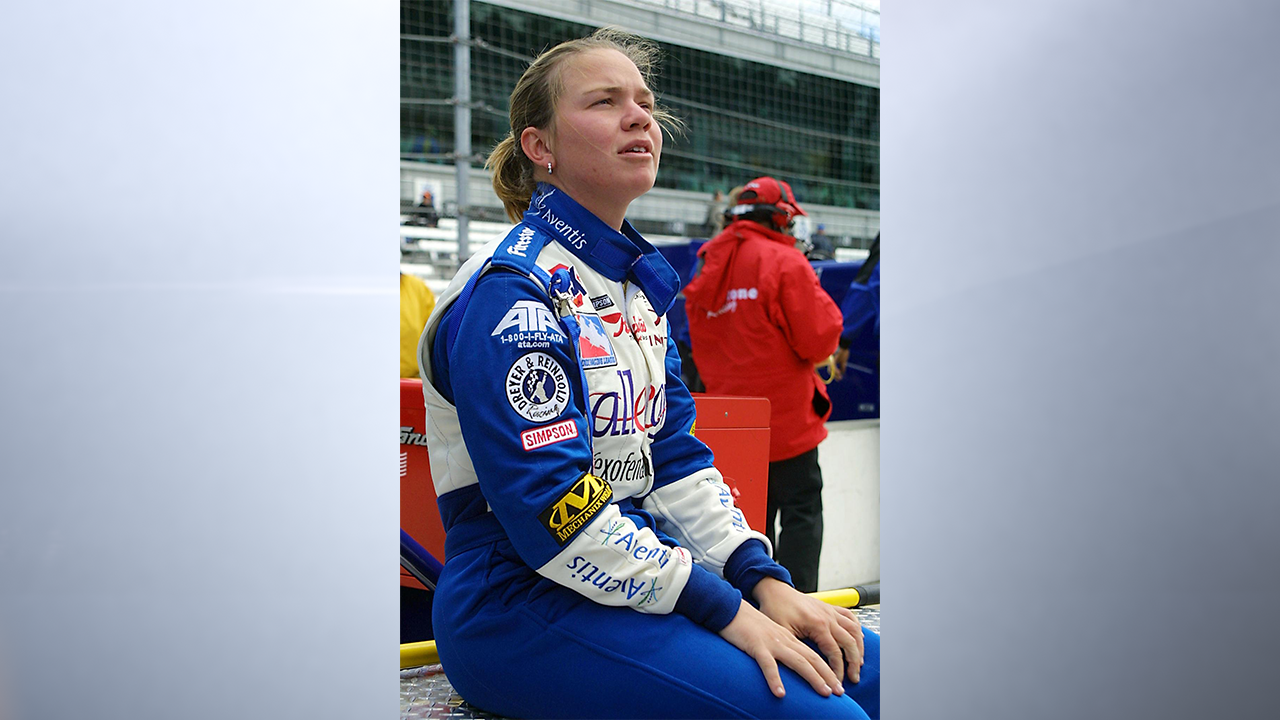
[718,599,844,699]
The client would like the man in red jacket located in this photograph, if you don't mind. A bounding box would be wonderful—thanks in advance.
[684,177,844,592]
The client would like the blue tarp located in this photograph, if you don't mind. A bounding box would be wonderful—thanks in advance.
[658,242,879,422]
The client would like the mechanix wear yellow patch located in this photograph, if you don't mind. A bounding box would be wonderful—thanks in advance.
[538,473,612,545]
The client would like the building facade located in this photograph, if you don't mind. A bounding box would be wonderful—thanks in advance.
[401,0,879,245]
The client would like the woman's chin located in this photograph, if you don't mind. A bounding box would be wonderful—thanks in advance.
[619,169,658,200]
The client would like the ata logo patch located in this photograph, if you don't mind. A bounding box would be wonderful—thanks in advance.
[521,418,578,451]
[505,352,571,423]
[492,300,564,338]
[538,473,613,545]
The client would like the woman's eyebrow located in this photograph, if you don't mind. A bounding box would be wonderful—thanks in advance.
[585,85,655,101]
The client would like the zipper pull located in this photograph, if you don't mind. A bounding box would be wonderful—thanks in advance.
[552,288,576,317]
[549,268,578,317]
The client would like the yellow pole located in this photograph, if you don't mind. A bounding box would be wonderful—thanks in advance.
[399,586,873,669]
[810,587,862,608]
[401,640,439,669]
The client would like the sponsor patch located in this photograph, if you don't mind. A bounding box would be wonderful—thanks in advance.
[576,314,618,369]
[595,523,680,569]
[521,418,579,451]
[589,369,666,438]
[505,226,537,257]
[592,450,651,488]
[599,311,630,338]
[492,300,564,337]
[636,577,663,607]
[591,294,615,311]
[492,300,566,350]
[564,556,666,603]
[538,473,613,545]
[534,191,587,249]
[505,352,571,423]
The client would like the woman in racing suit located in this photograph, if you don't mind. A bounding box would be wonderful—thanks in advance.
[417,27,880,719]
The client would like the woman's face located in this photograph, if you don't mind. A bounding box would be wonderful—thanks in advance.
[547,48,662,223]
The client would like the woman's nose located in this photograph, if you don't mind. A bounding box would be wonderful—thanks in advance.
[623,101,651,129]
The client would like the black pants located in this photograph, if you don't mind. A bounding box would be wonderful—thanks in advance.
[765,446,824,593]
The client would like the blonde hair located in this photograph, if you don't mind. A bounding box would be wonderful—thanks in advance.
[486,26,683,221]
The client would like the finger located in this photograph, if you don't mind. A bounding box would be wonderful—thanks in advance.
[781,646,834,698]
[836,609,865,661]
[754,653,786,699]
[836,605,861,627]
[836,613,864,646]
[831,624,861,684]
[796,639,843,693]
[814,631,845,693]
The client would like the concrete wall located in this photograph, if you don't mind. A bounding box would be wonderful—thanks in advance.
[816,419,880,589]
[402,161,881,242]
[477,0,879,87]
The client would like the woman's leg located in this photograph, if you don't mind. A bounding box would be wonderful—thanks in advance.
[435,547,875,719]
[841,628,880,719]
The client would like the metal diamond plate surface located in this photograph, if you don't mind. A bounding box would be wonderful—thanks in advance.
[400,605,880,720]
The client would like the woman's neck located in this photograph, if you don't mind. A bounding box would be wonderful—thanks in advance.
[539,179,628,231]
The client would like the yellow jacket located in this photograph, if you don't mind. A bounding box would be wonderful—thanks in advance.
[400,273,436,378]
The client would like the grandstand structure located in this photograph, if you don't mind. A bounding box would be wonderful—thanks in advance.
[401,0,880,283]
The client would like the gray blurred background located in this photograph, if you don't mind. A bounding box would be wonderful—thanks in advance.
[3,0,1279,718]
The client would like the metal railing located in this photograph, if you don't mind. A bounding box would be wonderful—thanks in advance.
[639,0,880,58]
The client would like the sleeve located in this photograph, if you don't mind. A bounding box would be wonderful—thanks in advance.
[839,282,878,351]
[771,256,844,364]
[444,270,741,630]
[401,275,434,379]
[642,336,793,597]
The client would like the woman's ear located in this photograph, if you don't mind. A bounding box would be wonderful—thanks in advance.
[520,126,554,168]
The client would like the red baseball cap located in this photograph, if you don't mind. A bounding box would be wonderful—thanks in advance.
[736,176,807,229]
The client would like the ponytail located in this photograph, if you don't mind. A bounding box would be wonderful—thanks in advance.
[486,133,536,222]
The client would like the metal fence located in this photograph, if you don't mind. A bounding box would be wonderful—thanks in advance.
[401,0,879,257]
[634,0,880,58]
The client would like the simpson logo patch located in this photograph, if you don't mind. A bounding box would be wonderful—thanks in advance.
[538,473,613,545]
[506,352,571,423]
[521,418,579,451]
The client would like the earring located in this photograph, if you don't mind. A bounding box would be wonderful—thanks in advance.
[547,161,553,175]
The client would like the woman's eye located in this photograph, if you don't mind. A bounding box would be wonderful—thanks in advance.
[594,98,612,106]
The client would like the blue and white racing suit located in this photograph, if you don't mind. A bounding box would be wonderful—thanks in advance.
[418,184,879,719]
